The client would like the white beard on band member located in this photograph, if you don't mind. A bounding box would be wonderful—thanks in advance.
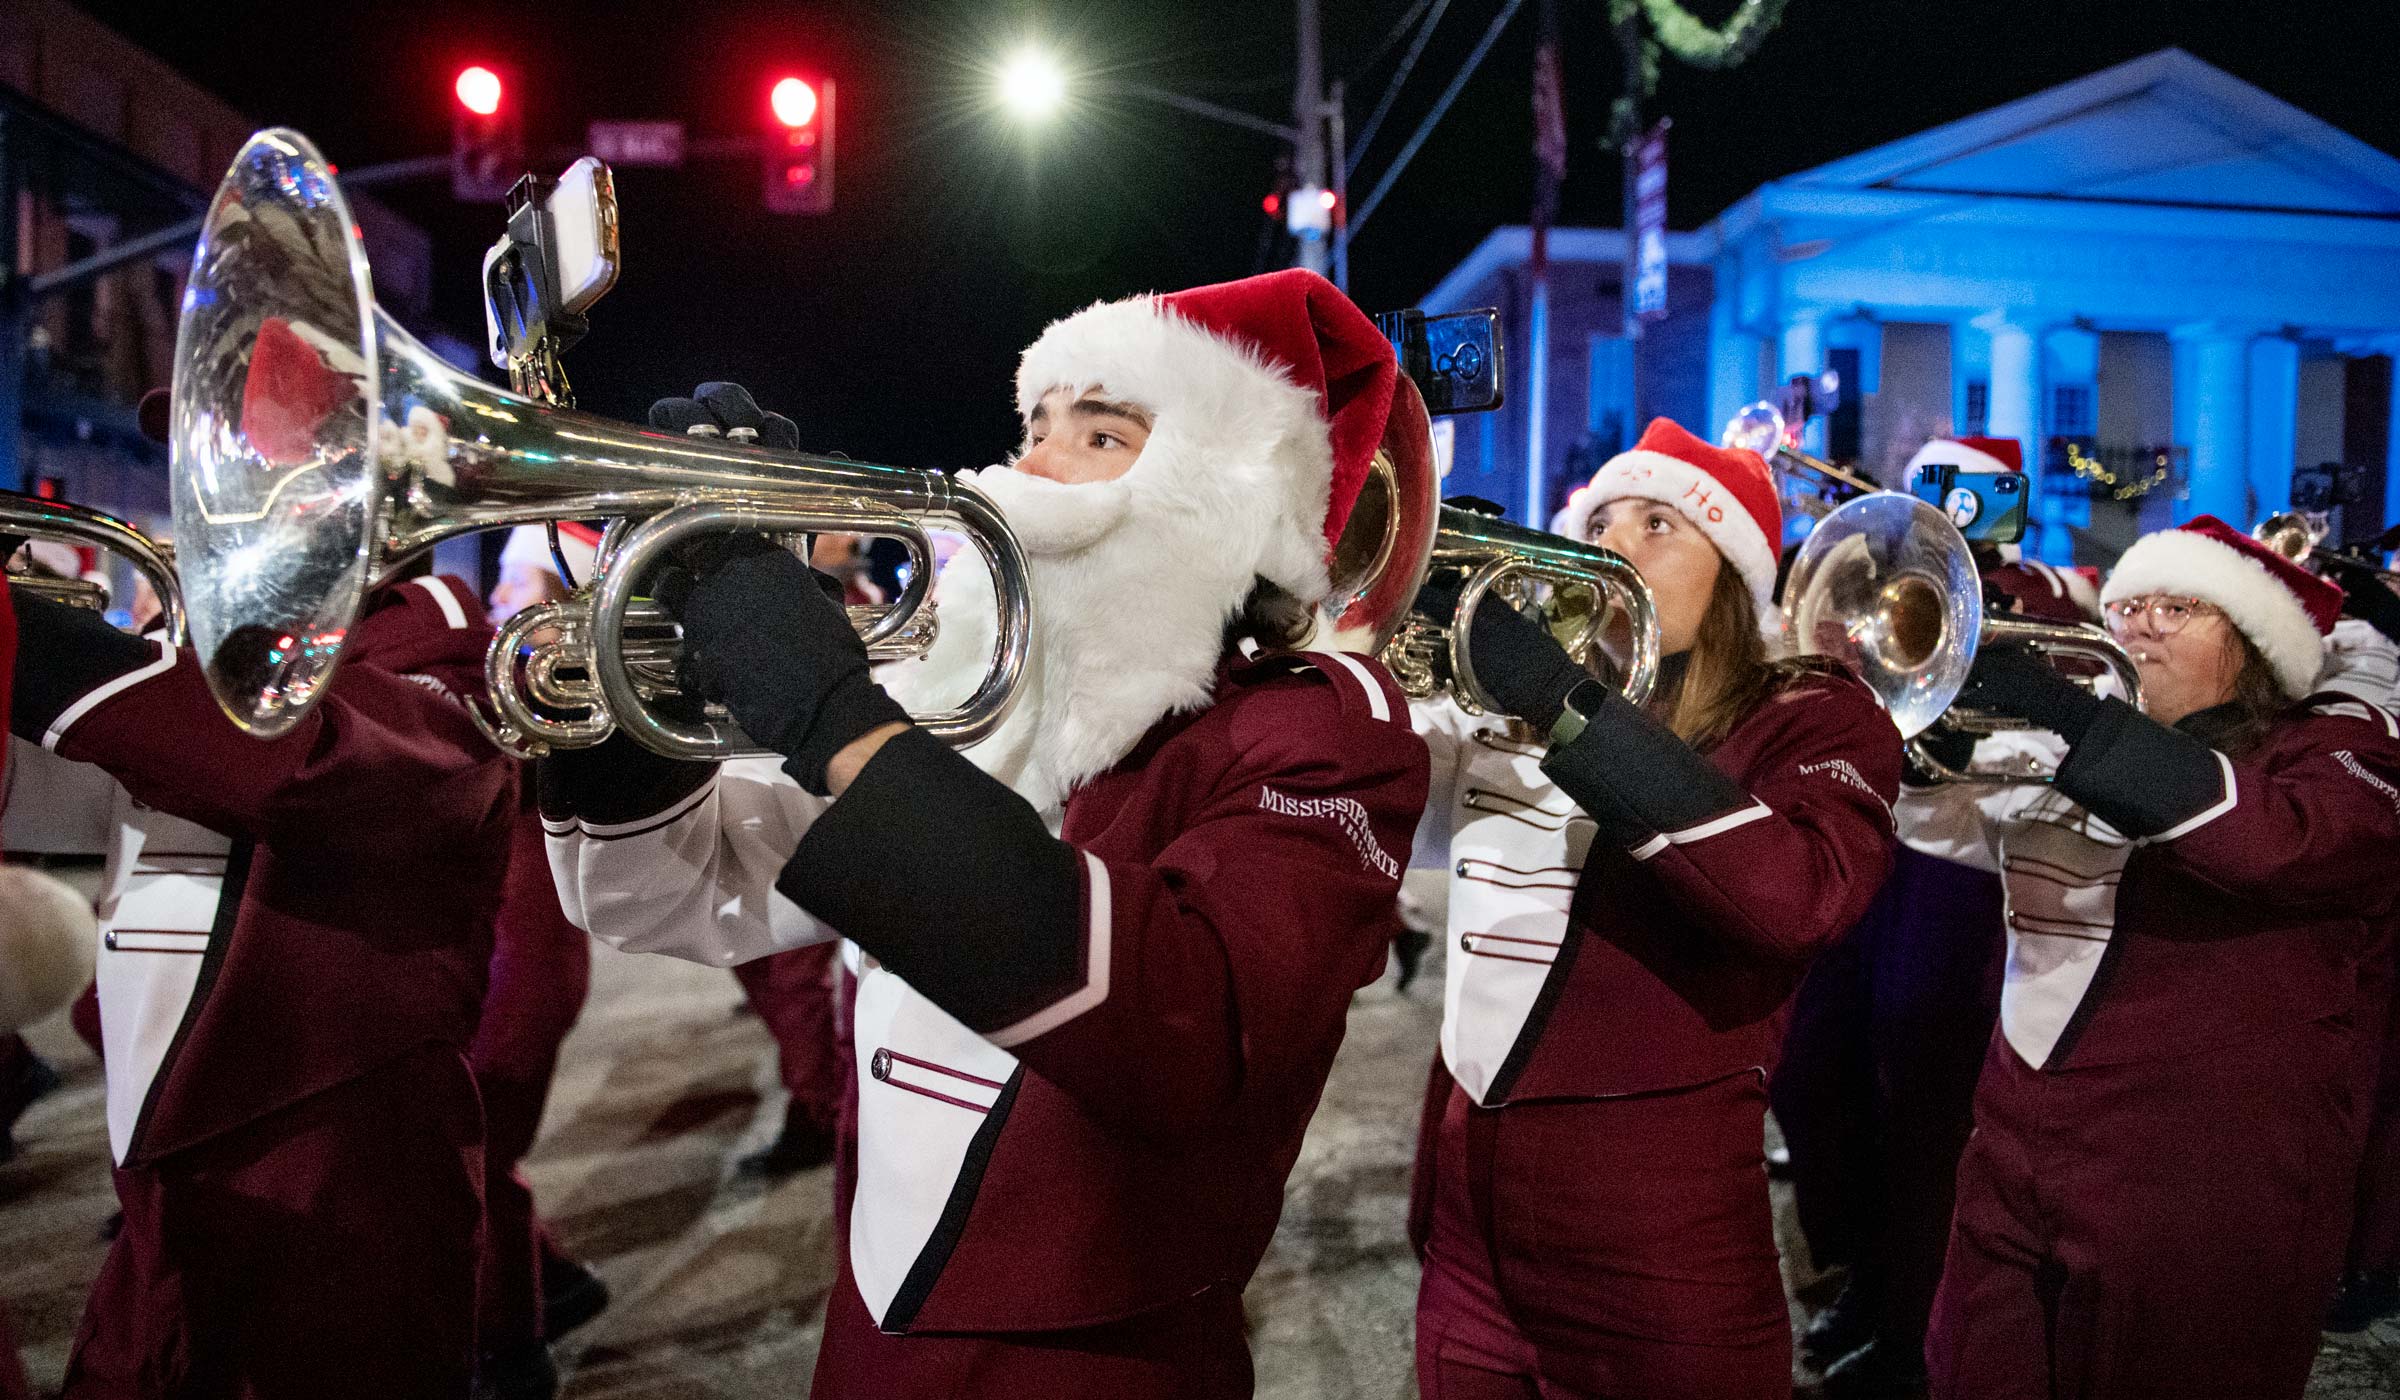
[879,456,1259,819]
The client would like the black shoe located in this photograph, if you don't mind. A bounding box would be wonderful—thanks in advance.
[1802,1276,1880,1370]
[0,1053,62,1162]
[2326,1267,2400,1333]
[1764,1143,1794,1181]
[1822,1337,1930,1399]
[1393,927,1432,993]
[736,1112,837,1179]
[539,1252,610,1344]
[472,1341,559,1400]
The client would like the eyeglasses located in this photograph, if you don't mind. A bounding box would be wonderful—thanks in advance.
[2101,595,2220,638]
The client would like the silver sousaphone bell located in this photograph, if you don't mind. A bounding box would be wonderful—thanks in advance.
[168,128,1032,757]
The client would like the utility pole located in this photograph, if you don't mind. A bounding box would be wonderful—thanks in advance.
[1293,0,1330,275]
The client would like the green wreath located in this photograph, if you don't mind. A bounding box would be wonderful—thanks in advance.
[1606,0,1791,142]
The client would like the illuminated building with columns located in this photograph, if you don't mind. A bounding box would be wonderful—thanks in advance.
[1426,48,2400,564]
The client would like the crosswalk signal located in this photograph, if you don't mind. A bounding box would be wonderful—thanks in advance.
[452,64,523,202]
[763,77,835,216]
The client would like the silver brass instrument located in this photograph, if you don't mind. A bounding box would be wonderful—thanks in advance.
[1783,491,2141,784]
[1722,401,1882,516]
[0,491,184,642]
[2255,510,2400,584]
[1383,505,1662,715]
[170,128,1030,758]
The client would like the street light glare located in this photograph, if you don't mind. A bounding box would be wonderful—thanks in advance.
[997,46,1068,122]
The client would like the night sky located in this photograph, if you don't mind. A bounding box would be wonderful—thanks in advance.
[72,0,2400,471]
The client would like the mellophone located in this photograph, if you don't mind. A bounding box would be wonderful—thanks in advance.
[18,124,2153,783]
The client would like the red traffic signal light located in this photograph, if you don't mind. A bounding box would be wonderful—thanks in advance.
[455,65,503,116]
[451,64,521,202]
[762,77,835,215]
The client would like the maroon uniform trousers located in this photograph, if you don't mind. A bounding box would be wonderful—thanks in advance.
[1929,1019,2374,1399]
[2346,936,2400,1271]
[64,1044,483,1399]
[1414,1060,1788,1400]
[730,941,843,1135]
[1770,844,2006,1345]
[470,792,593,1353]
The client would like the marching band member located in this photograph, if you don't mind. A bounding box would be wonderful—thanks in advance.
[1408,419,1900,1399]
[1902,516,2400,1399]
[8,566,516,1400]
[544,270,1429,1397]
[1772,438,2093,1395]
[2319,555,2400,1332]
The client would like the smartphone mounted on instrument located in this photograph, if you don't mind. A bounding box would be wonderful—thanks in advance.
[1376,308,1504,415]
[1914,462,2029,545]
[482,156,620,405]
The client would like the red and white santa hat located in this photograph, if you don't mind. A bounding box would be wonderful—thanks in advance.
[1905,435,2022,486]
[1552,417,1782,615]
[1013,268,1397,606]
[499,521,601,583]
[2101,514,2345,699]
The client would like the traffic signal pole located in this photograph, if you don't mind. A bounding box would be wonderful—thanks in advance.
[1293,0,1329,277]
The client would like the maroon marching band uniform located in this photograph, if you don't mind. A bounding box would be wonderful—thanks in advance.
[548,650,1426,1394]
[1411,665,1901,1398]
[9,574,515,1398]
[1903,686,2400,1396]
[1769,556,2097,1371]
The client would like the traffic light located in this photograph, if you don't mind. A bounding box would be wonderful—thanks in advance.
[452,64,524,202]
[763,76,835,215]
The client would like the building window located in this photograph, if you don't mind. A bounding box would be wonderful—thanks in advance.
[1964,381,1989,436]
[2051,383,2094,437]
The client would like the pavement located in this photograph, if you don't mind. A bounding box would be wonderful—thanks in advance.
[2,916,2396,1397]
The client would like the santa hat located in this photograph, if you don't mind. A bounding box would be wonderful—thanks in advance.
[2101,514,2345,699]
[1551,418,1781,615]
[1987,558,2101,625]
[499,522,601,584]
[1013,268,1397,605]
[1906,435,2022,486]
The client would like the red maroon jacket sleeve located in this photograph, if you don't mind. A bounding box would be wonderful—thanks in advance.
[1010,673,1426,1141]
[1614,676,1902,965]
[783,665,1429,1145]
[18,589,511,862]
[2095,700,2400,914]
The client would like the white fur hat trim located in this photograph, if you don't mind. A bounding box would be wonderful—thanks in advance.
[2101,528,2326,699]
[1566,450,1780,616]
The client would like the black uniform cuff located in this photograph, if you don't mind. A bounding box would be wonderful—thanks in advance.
[777,726,1083,1034]
[2052,698,2225,839]
[10,591,162,742]
[1539,685,1752,842]
[535,731,717,825]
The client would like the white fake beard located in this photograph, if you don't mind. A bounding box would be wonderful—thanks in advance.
[881,459,1253,816]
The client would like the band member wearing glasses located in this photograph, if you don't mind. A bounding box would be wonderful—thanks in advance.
[1900,515,2400,1399]
[543,270,1428,1398]
[1405,419,1900,1399]
[7,566,516,1400]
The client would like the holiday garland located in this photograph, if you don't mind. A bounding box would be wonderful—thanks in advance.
[1606,0,1792,143]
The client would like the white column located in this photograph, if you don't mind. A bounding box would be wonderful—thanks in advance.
[1975,312,2039,451]
[2172,322,2254,525]
[1780,311,1826,454]
[2382,337,2400,534]
[2246,335,2300,525]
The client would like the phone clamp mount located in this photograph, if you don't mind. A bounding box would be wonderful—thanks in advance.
[485,171,592,408]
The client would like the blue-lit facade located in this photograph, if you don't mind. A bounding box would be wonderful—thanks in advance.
[1424,49,2400,565]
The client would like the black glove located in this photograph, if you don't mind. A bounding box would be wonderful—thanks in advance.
[652,533,907,795]
[2325,557,2400,647]
[647,382,799,450]
[1413,578,1586,733]
[1904,722,1980,787]
[1953,642,2103,748]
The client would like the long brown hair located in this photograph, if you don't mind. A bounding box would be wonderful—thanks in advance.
[2200,628,2292,759]
[1651,565,1828,750]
